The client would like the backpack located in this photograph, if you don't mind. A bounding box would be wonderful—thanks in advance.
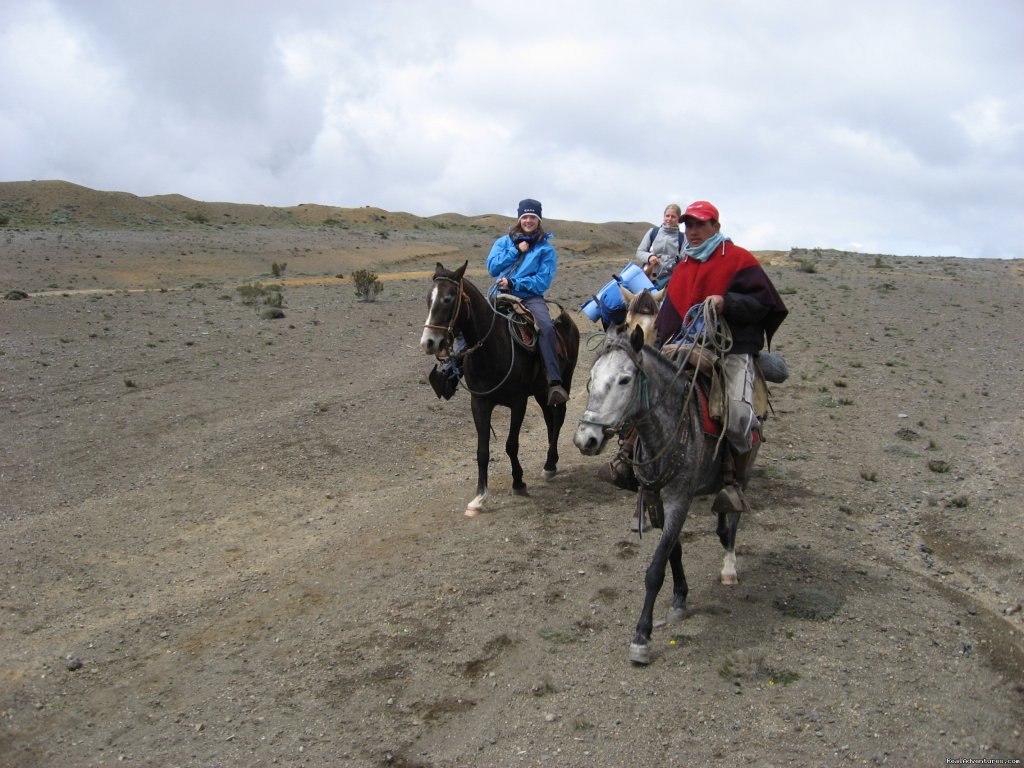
[648,226,685,251]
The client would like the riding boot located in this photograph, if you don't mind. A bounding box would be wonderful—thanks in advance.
[712,446,752,514]
[597,428,639,492]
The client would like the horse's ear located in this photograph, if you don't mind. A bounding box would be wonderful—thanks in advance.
[454,261,468,279]
[651,287,666,303]
[433,262,445,277]
[618,284,636,305]
[629,324,645,352]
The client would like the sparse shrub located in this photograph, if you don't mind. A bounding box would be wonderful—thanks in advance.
[860,470,877,482]
[927,459,951,474]
[185,212,209,224]
[796,259,818,273]
[0,214,10,227]
[237,282,267,305]
[271,261,287,278]
[237,281,285,314]
[947,495,969,508]
[352,269,383,302]
[870,255,891,269]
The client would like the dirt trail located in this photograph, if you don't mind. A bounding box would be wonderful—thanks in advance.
[0,222,1021,768]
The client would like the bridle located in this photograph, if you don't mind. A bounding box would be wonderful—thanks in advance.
[423,275,467,353]
[579,334,708,490]
[577,336,650,437]
[423,273,516,397]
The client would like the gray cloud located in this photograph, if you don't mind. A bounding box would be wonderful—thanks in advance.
[1,0,1021,257]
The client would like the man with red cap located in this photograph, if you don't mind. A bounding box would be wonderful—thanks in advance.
[600,200,788,525]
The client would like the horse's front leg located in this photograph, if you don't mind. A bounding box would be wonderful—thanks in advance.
[506,399,528,496]
[630,531,678,665]
[666,538,689,623]
[467,397,495,517]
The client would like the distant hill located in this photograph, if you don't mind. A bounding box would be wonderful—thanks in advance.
[0,180,647,243]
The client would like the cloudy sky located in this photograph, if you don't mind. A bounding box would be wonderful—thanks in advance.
[2,1,1021,258]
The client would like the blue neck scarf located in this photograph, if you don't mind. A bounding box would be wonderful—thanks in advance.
[683,232,726,263]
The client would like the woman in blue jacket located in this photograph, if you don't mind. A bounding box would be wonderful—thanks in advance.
[429,198,567,406]
[488,198,567,406]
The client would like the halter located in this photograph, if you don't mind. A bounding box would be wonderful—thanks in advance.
[577,336,650,436]
[581,333,706,491]
[423,273,517,397]
[423,275,467,353]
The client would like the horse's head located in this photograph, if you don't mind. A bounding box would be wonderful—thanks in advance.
[573,323,646,456]
[619,285,665,347]
[420,261,468,355]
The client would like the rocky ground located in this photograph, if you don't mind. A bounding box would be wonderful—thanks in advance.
[1,182,1022,767]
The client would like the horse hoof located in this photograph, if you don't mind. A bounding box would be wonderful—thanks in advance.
[667,606,688,624]
[720,571,738,585]
[513,486,529,497]
[464,508,479,517]
[628,642,651,665]
[542,469,557,481]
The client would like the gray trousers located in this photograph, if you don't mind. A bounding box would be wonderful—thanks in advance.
[722,353,757,454]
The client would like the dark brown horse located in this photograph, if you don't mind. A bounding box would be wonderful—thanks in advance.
[420,262,580,516]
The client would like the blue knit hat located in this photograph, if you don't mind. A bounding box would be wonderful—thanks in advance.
[517,199,542,220]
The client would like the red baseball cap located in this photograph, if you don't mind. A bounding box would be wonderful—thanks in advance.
[682,201,719,222]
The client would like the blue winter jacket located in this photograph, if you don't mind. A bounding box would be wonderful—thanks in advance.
[486,233,557,298]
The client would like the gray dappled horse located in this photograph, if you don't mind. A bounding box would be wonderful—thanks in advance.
[573,324,758,665]
[420,262,580,516]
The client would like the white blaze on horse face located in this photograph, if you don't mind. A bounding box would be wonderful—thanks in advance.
[420,284,445,354]
[628,313,657,347]
[621,286,664,347]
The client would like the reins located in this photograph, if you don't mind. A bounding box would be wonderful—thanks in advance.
[587,298,733,490]
[424,274,519,397]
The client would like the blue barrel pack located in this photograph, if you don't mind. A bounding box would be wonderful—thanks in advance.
[580,262,656,326]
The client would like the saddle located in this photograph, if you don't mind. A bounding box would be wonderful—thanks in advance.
[661,343,770,438]
[495,294,570,357]
[635,347,771,533]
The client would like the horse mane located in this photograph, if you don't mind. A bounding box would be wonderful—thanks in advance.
[627,289,660,316]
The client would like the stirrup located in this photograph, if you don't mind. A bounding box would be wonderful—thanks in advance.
[598,455,638,492]
[712,483,746,515]
[547,384,568,406]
